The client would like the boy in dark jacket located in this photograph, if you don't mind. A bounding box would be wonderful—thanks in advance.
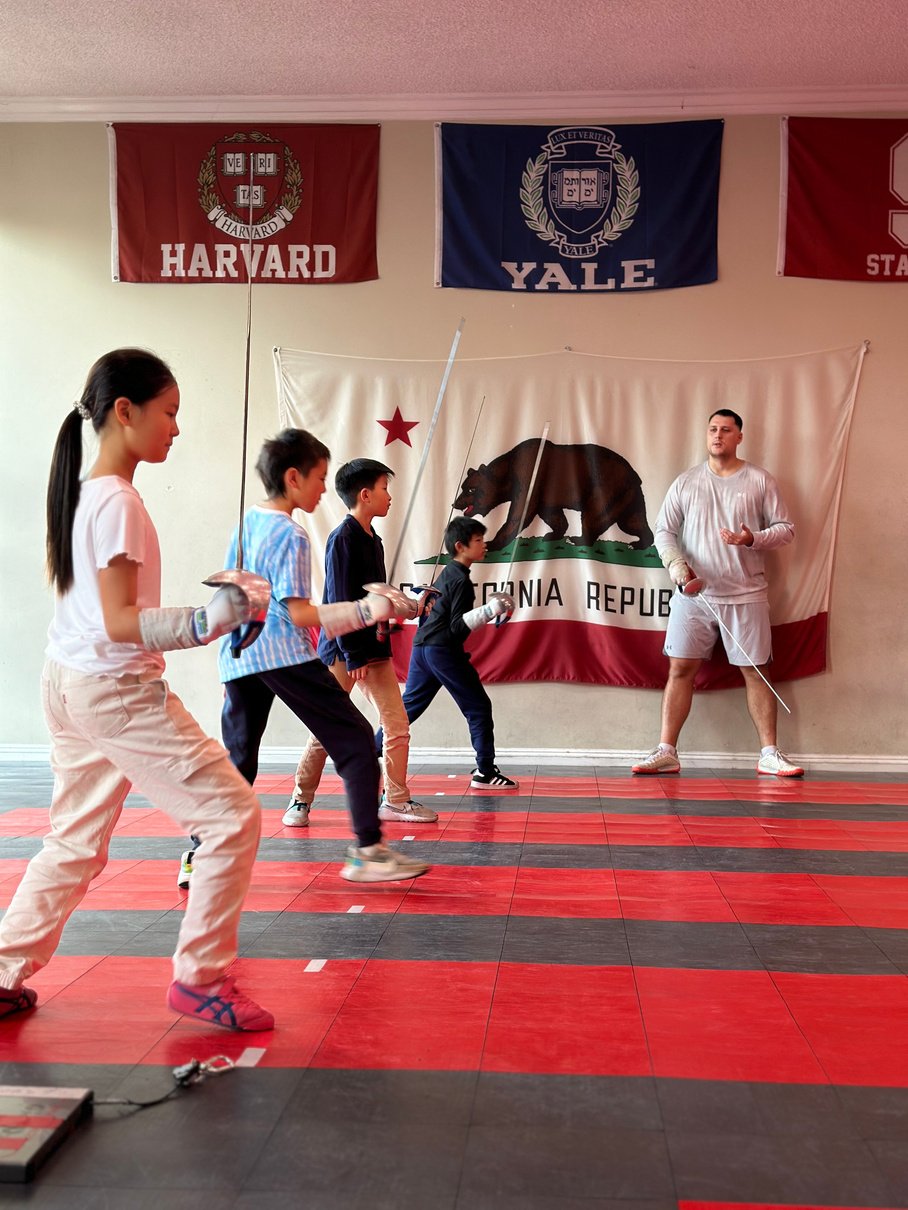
[288,458,438,825]
[379,516,519,790]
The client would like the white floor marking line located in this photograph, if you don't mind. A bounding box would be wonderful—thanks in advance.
[304,958,327,972]
[236,1048,267,1067]
[435,791,445,796]
[448,774,456,778]
[346,905,364,914]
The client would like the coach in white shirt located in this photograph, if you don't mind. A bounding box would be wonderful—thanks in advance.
[631,408,804,779]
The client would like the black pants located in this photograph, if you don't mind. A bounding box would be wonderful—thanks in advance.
[377,644,495,774]
[222,661,382,847]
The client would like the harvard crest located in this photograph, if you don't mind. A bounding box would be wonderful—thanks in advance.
[520,127,639,258]
[198,130,302,240]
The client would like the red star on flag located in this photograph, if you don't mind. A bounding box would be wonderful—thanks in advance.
[377,406,419,447]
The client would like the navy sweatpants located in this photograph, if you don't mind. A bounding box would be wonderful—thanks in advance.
[222,660,382,847]
[378,645,495,774]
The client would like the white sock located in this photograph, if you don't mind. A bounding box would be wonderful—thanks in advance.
[761,745,779,757]
[658,743,677,756]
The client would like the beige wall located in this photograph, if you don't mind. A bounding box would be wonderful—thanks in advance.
[1,118,906,763]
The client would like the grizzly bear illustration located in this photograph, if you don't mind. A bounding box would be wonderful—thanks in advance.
[454,438,654,553]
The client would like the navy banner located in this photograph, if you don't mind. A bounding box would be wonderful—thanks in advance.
[435,120,723,293]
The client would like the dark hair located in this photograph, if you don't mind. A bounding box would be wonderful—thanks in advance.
[335,458,394,508]
[46,348,177,593]
[709,408,743,431]
[255,428,330,497]
[445,515,486,555]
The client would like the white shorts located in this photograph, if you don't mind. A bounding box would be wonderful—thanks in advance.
[663,592,772,666]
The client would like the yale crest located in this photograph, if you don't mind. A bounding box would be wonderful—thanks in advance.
[520,127,640,258]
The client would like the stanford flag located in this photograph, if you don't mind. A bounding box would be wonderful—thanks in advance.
[779,116,908,281]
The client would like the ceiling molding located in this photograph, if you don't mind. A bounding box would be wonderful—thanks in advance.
[3,85,908,123]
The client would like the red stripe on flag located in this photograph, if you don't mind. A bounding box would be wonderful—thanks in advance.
[392,613,827,687]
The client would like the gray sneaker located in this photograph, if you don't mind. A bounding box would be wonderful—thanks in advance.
[339,843,430,883]
[757,751,804,777]
[378,797,438,823]
[282,798,310,827]
[631,748,681,775]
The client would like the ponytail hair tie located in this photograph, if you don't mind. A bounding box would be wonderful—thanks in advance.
[73,400,91,421]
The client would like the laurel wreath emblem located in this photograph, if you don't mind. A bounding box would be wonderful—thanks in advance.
[198,130,303,223]
[520,148,640,257]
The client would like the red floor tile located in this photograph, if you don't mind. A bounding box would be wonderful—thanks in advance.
[615,869,737,922]
[635,966,828,1083]
[482,963,651,1076]
[713,872,853,926]
[312,959,497,1070]
[772,971,908,1086]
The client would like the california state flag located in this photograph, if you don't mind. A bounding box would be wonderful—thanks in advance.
[274,343,865,690]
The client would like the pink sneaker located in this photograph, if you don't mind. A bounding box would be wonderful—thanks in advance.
[0,986,37,1020]
[167,976,274,1031]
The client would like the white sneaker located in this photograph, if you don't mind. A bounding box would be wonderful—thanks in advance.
[378,798,439,823]
[177,849,194,890]
[631,747,681,775]
[339,843,430,883]
[282,798,310,827]
[757,751,804,777]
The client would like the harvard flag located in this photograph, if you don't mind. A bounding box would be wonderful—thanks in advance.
[109,123,379,284]
[436,120,723,293]
[779,116,908,281]
[274,343,865,691]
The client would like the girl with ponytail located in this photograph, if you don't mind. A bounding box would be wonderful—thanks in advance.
[0,349,274,1032]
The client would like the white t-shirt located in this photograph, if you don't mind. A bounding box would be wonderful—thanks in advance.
[654,461,794,604]
[46,476,165,676]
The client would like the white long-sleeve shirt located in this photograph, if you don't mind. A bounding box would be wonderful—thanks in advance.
[653,461,794,604]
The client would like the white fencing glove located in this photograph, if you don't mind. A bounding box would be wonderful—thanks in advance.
[462,591,515,631]
[318,585,416,639]
[140,586,253,651]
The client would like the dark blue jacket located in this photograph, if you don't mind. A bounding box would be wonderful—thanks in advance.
[318,515,390,670]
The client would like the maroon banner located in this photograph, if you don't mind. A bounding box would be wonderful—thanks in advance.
[779,116,908,281]
[110,123,379,284]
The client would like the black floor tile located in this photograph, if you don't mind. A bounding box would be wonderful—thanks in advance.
[53,910,172,956]
[472,1073,662,1132]
[655,1076,764,1134]
[241,1115,467,1205]
[0,1191,237,1208]
[284,1068,478,1125]
[837,1085,908,1140]
[242,912,390,960]
[743,922,903,974]
[667,1128,895,1202]
[459,1123,675,1201]
[866,1137,908,1198]
[749,1080,861,1137]
[372,914,507,962]
[625,919,758,970]
[599,844,709,871]
[863,927,908,973]
[501,916,630,966]
[456,1197,675,1210]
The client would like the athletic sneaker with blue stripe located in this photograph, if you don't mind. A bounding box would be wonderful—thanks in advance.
[167,975,274,1031]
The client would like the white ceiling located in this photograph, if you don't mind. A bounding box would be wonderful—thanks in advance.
[2,0,908,121]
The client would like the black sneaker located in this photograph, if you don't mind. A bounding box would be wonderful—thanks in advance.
[470,766,519,790]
